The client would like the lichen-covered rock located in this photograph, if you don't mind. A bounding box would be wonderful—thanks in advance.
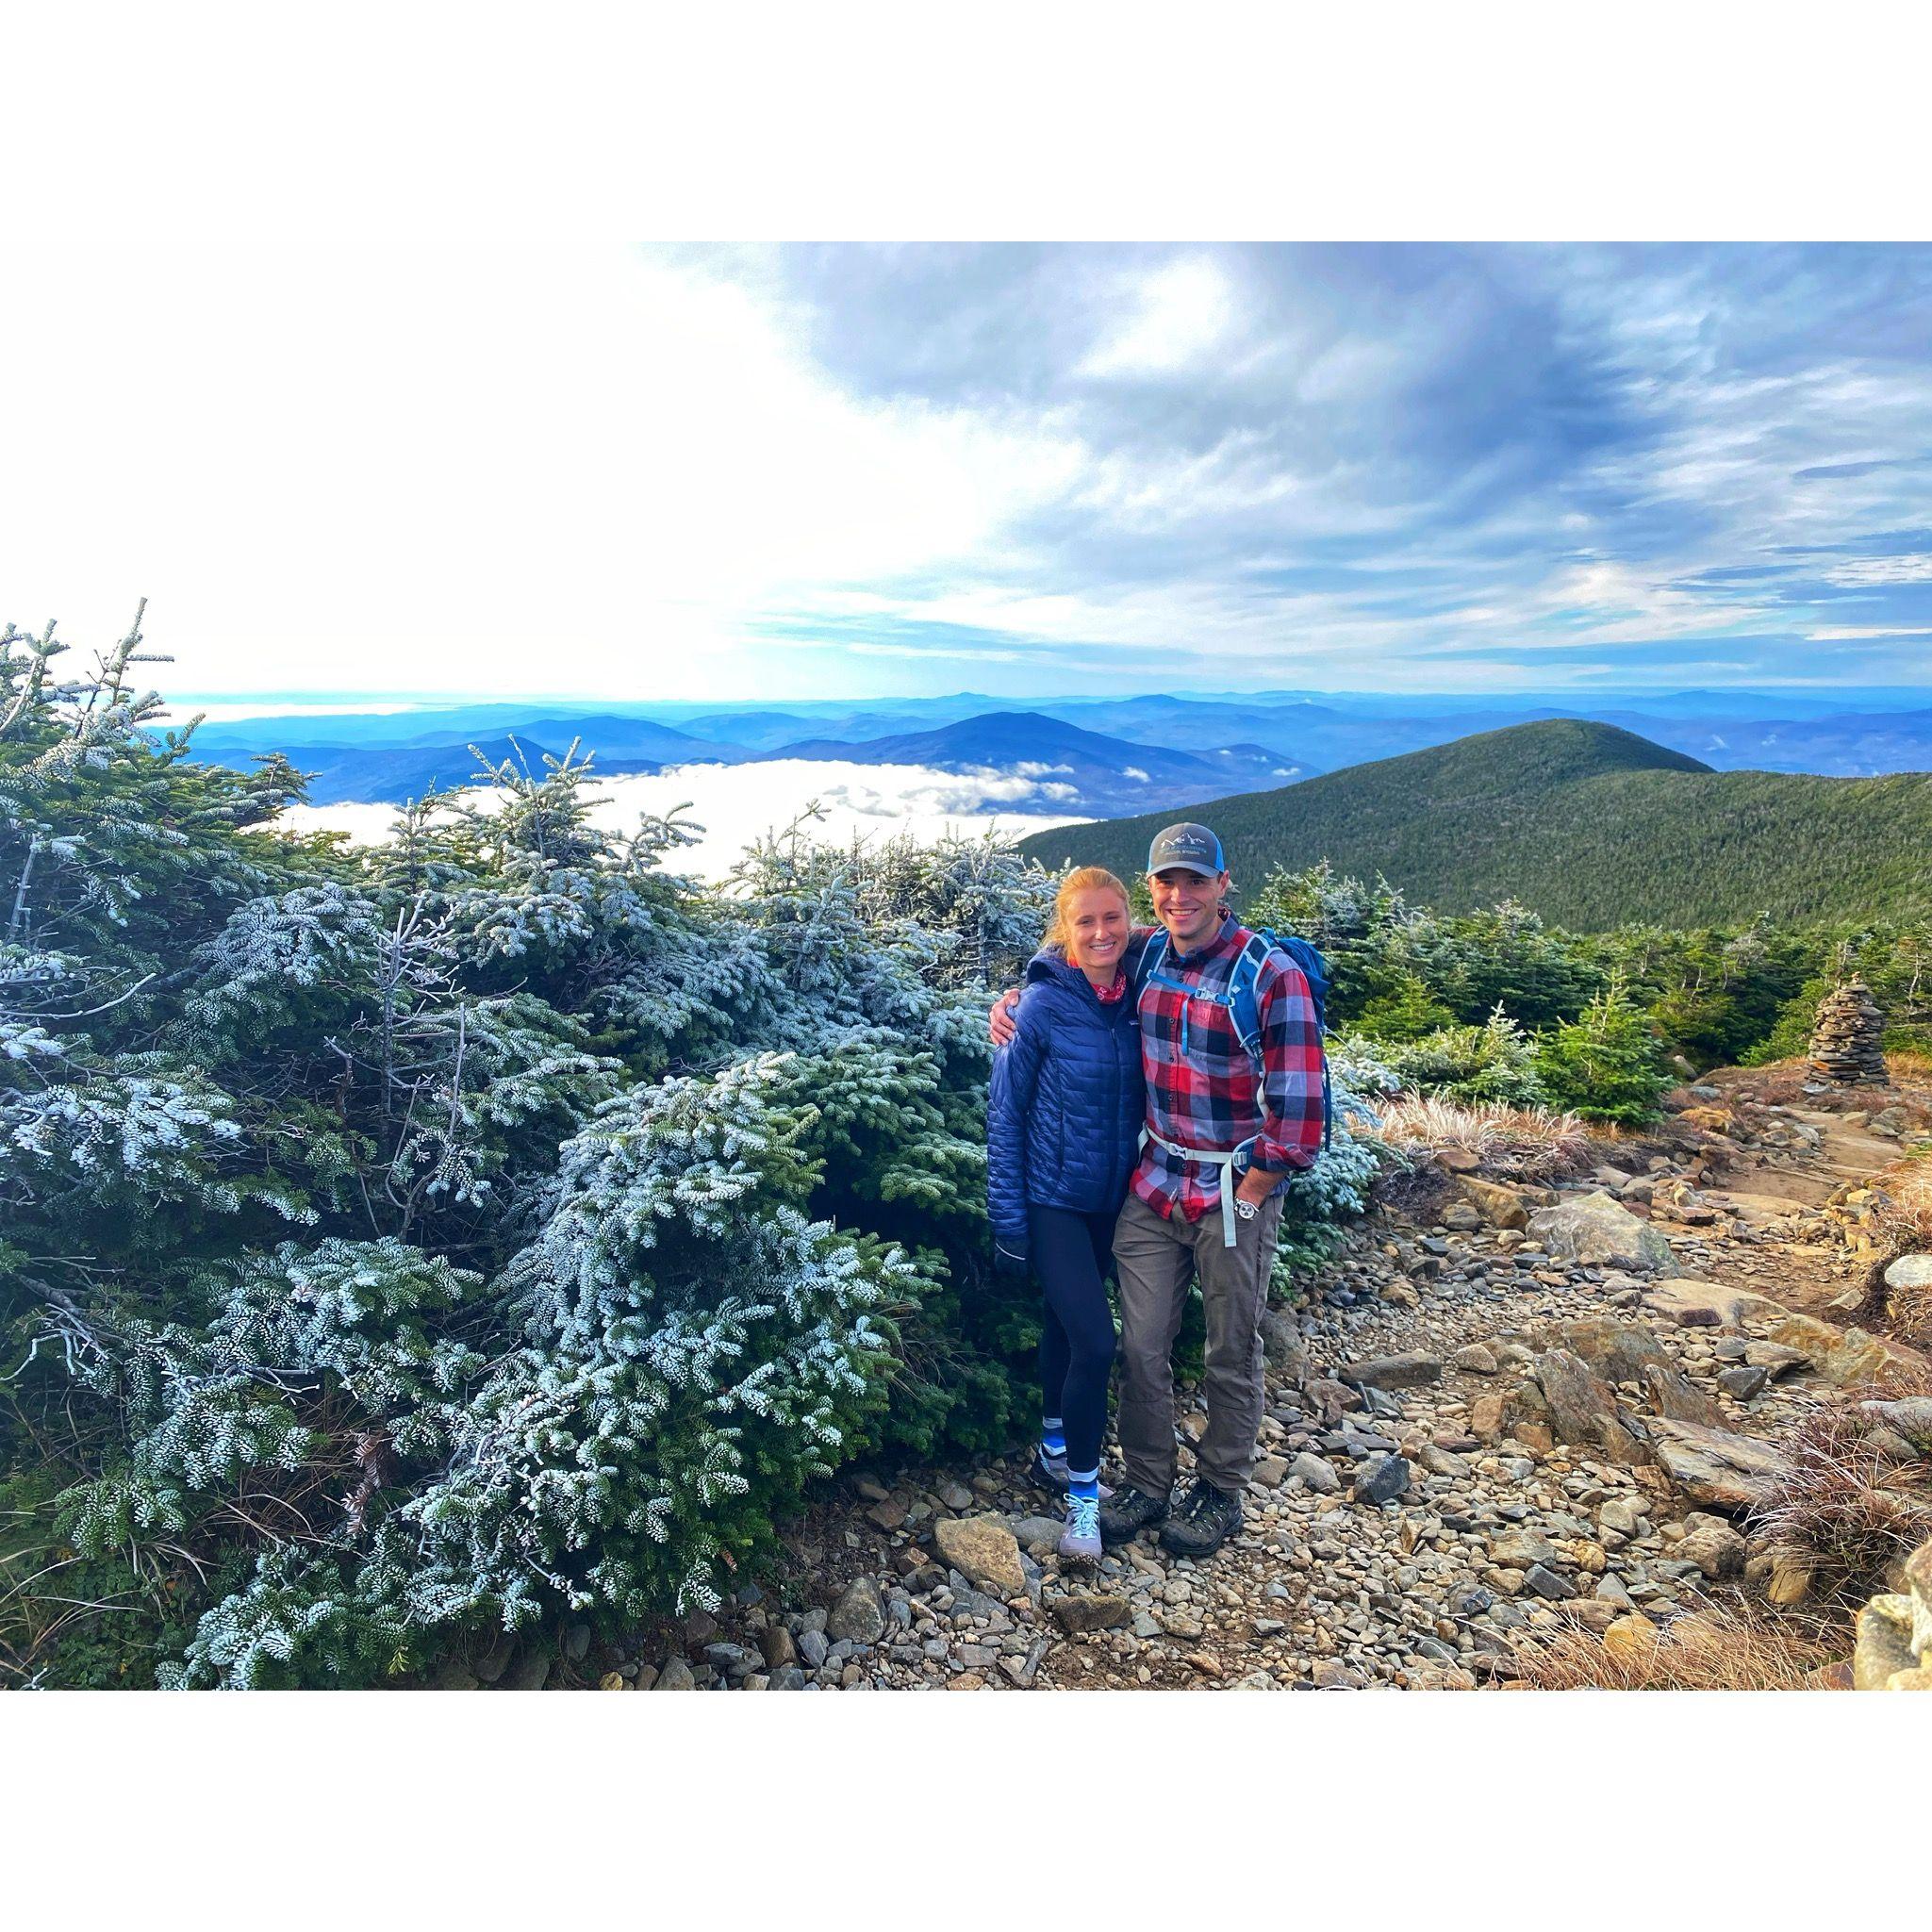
[1647,1417,1786,1511]
[1545,1315,1673,1386]
[1853,1596,1919,1690]
[932,1517,1026,1599]
[1519,1348,1649,1464]
[1643,1276,1781,1329]
[1342,1350,1443,1391]
[1457,1176,1531,1230]
[1528,1191,1675,1272]
[1766,1313,1898,1387]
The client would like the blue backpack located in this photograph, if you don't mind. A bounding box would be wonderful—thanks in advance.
[1134,925,1335,1148]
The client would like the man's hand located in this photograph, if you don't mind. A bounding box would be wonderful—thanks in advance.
[988,987,1021,1047]
[1235,1164,1286,1209]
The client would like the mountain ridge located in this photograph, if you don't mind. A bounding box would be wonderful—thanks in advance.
[1016,718,1932,930]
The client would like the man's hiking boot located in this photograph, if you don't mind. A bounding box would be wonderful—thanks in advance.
[1058,1494,1103,1561]
[1028,1445,1113,1500]
[1097,1484,1170,1546]
[1158,1480,1243,1559]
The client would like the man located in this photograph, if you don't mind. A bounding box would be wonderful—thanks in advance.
[991,823,1324,1558]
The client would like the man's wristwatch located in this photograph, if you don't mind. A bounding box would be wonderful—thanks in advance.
[1234,1197,1259,1221]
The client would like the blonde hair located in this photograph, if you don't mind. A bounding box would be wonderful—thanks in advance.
[1046,866,1131,954]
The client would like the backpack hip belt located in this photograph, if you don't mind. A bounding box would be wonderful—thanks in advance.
[1137,1123,1252,1248]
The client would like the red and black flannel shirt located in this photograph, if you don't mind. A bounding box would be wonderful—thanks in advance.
[1130,913,1325,1224]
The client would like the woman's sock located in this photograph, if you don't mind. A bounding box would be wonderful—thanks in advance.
[1067,1468,1100,1503]
[1040,1417,1066,1466]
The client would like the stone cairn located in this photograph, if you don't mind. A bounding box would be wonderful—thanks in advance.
[1808,978,1888,1084]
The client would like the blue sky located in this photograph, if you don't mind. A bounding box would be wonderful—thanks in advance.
[710,242,1932,697]
[9,229,1932,702]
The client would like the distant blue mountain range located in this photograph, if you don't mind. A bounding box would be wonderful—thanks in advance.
[182,685,1932,812]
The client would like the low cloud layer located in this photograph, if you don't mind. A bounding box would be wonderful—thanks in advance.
[279,759,1085,882]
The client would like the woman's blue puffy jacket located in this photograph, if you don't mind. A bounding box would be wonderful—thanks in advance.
[987,946,1147,1262]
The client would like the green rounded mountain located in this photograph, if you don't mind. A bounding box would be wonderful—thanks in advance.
[1016,718,1932,930]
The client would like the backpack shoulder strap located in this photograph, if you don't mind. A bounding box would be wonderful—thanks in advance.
[1133,927,1168,993]
[1227,931,1275,1072]
[1232,929,1335,1148]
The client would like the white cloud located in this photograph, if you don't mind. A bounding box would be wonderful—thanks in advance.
[1823,556,1932,586]
[1807,625,1932,640]
[277,758,1085,882]
[1077,256,1240,379]
[1122,765,1150,781]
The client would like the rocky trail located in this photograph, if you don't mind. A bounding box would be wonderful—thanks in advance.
[470,1064,1932,1693]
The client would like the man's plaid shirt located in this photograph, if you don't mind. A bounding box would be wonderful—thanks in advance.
[1130,913,1325,1224]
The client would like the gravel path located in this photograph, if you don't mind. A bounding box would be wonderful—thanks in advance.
[500,1066,1930,1693]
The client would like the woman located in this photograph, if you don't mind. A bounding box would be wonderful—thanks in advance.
[987,867,1147,1560]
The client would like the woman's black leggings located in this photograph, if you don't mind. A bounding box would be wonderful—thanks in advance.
[1028,1202,1119,1478]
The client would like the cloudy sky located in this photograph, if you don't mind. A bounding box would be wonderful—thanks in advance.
[7,40,1929,705]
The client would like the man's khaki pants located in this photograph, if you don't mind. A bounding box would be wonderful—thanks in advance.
[1112,1190,1284,1498]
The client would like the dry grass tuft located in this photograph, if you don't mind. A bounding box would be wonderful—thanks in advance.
[1752,1390,1932,1600]
[1513,1604,1841,1692]
[1888,1286,1932,1348]
[1884,1049,1932,1083]
[1375,1096,1592,1180]
[1874,1157,1932,1251]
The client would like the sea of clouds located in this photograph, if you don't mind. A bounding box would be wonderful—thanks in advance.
[278,758,1086,882]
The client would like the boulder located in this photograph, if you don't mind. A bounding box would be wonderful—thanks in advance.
[1523,1562,1577,1601]
[826,1577,886,1646]
[1857,1397,1932,1457]
[1640,1361,1726,1428]
[1352,1454,1412,1505]
[1647,1418,1787,1511]
[1342,1350,1444,1391]
[1049,1593,1131,1635]
[1885,1254,1932,1293]
[1547,1314,1674,1386]
[932,1517,1026,1599]
[1767,1314,1899,1387]
[1675,1520,1749,1578]
[1643,1276,1781,1329]
[1489,1528,1558,1571]
[1303,1378,1364,1421]
[1522,1348,1649,1464]
[1260,1308,1307,1376]
[1452,1342,1499,1375]
[1602,1611,1660,1667]
[1457,1176,1530,1230]
[1290,1450,1342,1494]
[1853,1597,1919,1690]
[1468,1391,1509,1440]
[1011,1514,1066,1555]
[1743,1339,1811,1379]
[1528,1191,1675,1272]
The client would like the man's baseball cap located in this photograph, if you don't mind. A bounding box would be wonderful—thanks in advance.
[1146,822,1226,879]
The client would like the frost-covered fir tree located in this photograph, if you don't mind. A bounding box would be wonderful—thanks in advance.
[2,608,1390,1688]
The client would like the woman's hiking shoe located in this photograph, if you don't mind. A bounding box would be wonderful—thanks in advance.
[1097,1484,1171,1546]
[1028,1445,1113,1500]
[1158,1481,1244,1559]
[1058,1494,1103,1561]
